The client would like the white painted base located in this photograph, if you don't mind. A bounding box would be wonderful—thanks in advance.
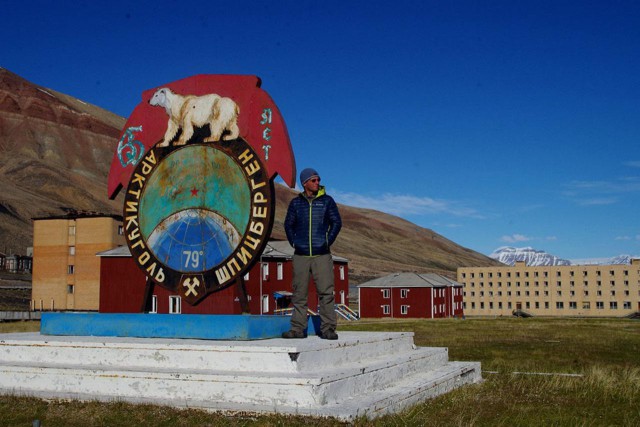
[0,331,481,420]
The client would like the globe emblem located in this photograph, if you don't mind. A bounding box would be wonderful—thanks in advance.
[146,208,241,272]
[138,144,251,275]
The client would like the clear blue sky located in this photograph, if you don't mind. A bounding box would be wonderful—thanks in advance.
[3,1,639,259]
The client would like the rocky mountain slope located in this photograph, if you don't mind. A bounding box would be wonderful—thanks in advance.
[0,67,124,253]
[0,68,499,281]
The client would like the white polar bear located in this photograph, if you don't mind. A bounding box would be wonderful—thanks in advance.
[149,87,240,147]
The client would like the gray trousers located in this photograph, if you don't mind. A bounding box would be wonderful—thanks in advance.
[290,254,337,334]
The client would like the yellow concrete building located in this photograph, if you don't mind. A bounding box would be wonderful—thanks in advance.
[32,214,124,311]
[458,260,640,317]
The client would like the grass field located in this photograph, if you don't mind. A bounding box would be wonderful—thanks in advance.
[0,318,638,426]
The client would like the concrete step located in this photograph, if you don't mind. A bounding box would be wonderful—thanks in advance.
[0,331,417,374]
[0,331,482,420]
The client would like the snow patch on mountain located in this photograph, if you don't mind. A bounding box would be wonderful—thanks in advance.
[491,247,638,266]
[490,247,572,266]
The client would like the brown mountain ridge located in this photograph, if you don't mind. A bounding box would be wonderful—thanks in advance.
[0,68,500,282]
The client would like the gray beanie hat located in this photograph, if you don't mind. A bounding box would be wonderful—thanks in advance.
[300,168,320,185]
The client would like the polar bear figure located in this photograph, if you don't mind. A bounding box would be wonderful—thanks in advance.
[149,88,240,147]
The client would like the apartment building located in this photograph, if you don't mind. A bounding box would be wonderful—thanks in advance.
[32,213,124,311]
[458,260,640,317]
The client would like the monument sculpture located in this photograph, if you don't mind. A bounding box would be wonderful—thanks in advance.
[108,75,295,306]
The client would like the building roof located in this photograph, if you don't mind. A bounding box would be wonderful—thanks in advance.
[96,246,131,257]
[32,211,123,221]
[262,240,348,263]
[357,272,462,288]
[97,240,349,263]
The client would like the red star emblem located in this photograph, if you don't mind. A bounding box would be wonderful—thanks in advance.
[191,187,199,197]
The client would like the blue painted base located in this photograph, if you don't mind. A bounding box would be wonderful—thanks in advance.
[41,313,320,340]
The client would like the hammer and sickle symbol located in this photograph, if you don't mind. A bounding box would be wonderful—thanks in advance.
[183,277,200,297]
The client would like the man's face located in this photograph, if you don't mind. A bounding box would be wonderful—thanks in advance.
[303,176,320,195]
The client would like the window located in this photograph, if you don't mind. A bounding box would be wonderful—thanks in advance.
[339,265,345,280]
[624,301,631,309]
[545,302,550,309]
[243,272,249,280]
[277,263,283,280]
[169,296,181,314]
[382,289,390,299]
[508,302,512,309]
[556,302,564,309]
[262,263,269,280]
[118,225,124,235]
[583,302,590,309]
[535,302,540,309]
[610,301,618,309]
[400,305,409,315]
[498,302,503,309]
[569,301,577,309]
[525,302,530,309]
[150,295,158,313]
[382,305,390,315]
[67,265,75,274]
[596,301,604,309]
[489,302,494,309]
[68,225,76,236]
[400,289,409,298]
[69,246,75,255]
[67,285,74,294]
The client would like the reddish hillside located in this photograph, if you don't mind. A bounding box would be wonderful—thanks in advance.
[0,67,124,253]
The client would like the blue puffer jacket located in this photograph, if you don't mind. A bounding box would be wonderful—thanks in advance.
[284,187,342,256]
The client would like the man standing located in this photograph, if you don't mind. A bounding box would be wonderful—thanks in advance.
[282,168,342,340]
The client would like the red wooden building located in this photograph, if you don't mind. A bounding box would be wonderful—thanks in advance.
[357,273,464,318]
[98,241,349,315]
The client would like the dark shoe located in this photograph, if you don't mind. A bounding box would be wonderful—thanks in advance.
[282,330,306,339]
[319,329,338,340]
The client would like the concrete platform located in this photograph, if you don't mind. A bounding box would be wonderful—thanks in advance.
[0,331,481,420]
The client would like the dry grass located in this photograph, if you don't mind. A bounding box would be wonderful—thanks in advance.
[0,318,638,426]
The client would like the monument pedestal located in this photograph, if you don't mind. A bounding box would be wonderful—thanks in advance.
[0,331,481,420]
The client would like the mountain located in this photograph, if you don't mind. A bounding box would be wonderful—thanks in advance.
[568,254,636,266]
[0,68,499,282]
[0,67,124,253]
[490,246,571,266]
[491,246,638,267]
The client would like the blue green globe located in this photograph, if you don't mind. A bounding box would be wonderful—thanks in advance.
[139,145,250,273]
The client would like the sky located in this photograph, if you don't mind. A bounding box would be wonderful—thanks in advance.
[2,0,640,260]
